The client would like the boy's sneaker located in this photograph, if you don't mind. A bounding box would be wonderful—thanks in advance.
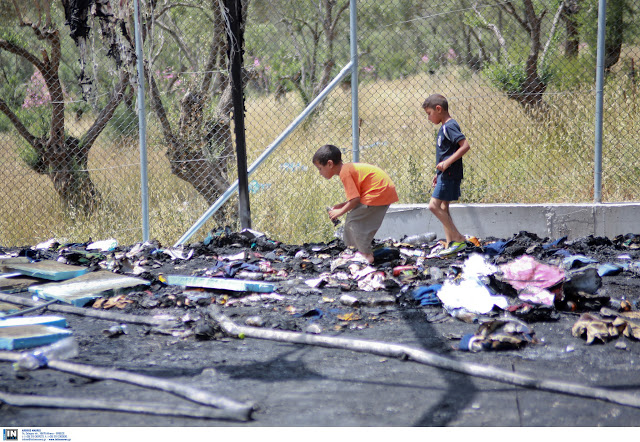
[437,241,467,257]
[426,242,446,258]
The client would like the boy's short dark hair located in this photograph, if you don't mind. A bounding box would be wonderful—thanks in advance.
[422,94,448,112]
[313,144,342,165]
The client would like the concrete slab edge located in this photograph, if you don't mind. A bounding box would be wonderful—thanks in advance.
[377,203,640,241]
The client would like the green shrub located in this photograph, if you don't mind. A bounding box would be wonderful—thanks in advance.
[107,105,139,139]
[484,61,554,95]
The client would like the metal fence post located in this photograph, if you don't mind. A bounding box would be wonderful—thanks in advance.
[594,0,607,203]
[134,0,149,241]
[350,0,359,163]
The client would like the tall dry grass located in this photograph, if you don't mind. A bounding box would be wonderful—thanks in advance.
[0,68,638,247]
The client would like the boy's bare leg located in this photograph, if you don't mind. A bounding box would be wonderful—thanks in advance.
[428,197,465,245]
[355,251,374,264]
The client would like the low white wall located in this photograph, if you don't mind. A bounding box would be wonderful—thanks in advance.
[376,203,640,241]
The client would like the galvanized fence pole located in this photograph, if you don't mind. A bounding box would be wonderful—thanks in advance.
[594,0,607,203]
[134,0,149,241]
[350,0,360,163]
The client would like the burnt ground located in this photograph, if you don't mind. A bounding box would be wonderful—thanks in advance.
[1,230,640,428]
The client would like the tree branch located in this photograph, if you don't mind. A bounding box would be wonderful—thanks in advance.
[499,1,529,32]
[200,0,227,96]
[153,1,213,24]
[80,71,130,152]
[540,2,565,67]
[330,0,350,34]
[208,307,640,411]
[146,66,179,150]
[154,19,198,71]
[0,97,39,149]
[0,38,46,72]
[472,2,508,62]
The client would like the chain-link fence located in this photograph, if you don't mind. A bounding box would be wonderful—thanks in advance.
[0,0,638,247]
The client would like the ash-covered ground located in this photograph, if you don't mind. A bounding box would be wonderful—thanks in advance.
[1,229,640,427]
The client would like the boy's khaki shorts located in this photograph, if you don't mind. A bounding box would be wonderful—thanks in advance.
[343,203,390,255]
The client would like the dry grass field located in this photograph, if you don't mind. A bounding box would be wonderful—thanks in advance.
[0,68,638,247]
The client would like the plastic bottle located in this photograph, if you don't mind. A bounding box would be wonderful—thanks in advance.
[327,207,340,226]
[402,232,437,246]
[14,337,79,371]
[429,266,444,280]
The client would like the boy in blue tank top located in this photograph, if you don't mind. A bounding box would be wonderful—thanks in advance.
[422,94,471,257]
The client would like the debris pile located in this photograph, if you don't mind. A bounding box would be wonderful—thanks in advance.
[1,229,640,421]
[0,229,639,352]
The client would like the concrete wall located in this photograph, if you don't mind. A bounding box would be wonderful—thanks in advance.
[376,203,640,241]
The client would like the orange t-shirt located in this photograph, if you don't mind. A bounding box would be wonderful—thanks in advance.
[339,163,399,206]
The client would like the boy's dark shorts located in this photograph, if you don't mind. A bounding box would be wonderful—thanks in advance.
[432,176,461,201]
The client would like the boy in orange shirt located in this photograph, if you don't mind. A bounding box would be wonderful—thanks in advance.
[313,144,398,264]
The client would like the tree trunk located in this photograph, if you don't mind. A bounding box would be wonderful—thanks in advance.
[604,0,625,71]
[48,137,101,213]
[499,0,547,111]
[561,0,580,58]
[144,0,236,217]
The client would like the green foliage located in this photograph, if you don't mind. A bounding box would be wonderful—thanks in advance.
[15,105,51,138]
[266,47,302,88]
[578,0,637,61]
[484,62,554,95]
[67,100,91,120]
[0,114,11,133]
[462,172,488,204]
[0,73,26,110]
[0,27,26,45]
[378,49,414,80]
[0,66,28,133]
[107,104,139,139]
[484,63,527,95]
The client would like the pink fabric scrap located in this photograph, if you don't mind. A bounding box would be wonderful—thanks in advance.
[518,285,556,306]
[499,255,565,291]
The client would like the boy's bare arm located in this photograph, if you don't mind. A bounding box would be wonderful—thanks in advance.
[332,201,347,209]
[329,197,361,220]
[436,139,470,172]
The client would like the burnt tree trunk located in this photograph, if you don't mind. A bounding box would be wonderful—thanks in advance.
[145,2,235,207]
[46,136,100,213]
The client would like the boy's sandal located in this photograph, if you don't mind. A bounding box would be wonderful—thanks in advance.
[437,241,467,257]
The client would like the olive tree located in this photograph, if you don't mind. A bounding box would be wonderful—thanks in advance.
[0,0,131,213]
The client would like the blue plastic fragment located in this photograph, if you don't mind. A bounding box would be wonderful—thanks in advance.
[459,333,477,351]
[563,255,599,269]
[597,263,623,277]
[0,325,72,350]
[0,315,67,329]
[542,236,567,250]
[5,261,88,281]
[163,274,275,293]
[553,249,572,258]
